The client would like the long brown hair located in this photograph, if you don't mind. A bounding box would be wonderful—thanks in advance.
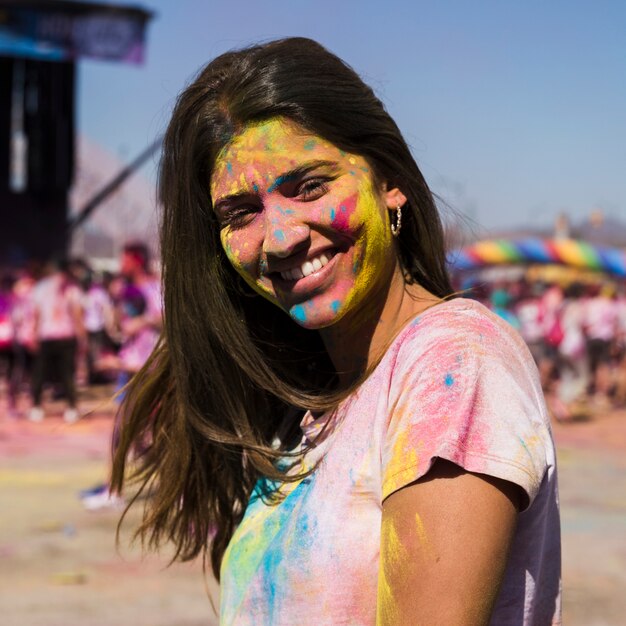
[111,37,453,579]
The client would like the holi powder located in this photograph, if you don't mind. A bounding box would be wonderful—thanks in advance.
[377,514,403,624]
[211,117,397,328]
[219,476,311,624]
[330,193,357,232]
[330,181,394,320]
[387,424,420,478]
[414,512,435,558]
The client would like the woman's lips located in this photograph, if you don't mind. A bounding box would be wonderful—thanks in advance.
[268,248,341,297]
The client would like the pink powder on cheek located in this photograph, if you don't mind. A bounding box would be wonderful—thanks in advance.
[331,193,358,232]
[222,229,260,276]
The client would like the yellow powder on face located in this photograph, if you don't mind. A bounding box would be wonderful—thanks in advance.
[339,180,394,317]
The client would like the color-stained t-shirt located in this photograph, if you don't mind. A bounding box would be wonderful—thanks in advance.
[219,298,562,625]
[117,278,162,372]
[32,274,83,341]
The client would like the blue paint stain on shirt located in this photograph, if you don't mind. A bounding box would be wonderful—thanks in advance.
[292,304,307,322]
[444,373,454,387]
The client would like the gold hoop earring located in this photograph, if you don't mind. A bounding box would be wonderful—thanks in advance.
[390,204,402,237]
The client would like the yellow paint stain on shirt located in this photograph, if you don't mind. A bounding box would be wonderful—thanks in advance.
[376,514,403,625]
[387,420,420,480]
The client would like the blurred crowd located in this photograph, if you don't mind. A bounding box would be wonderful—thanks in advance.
[463,277,626,421]
[0,241,161,423]
[2,246,625,428]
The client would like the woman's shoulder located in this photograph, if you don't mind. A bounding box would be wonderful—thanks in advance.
[402,297,524,346]
[391,297,536,378]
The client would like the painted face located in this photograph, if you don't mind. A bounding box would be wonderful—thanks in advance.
[210,118,397,329]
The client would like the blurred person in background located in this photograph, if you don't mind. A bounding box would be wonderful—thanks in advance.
[81,269,116,385]
[614,281,626,407]
[515,280,547,366]
[10,264,39,414]
[80,241,162,510]
[584,283,618,407]
[488,284,521,331]
[551,283,589,421]
[537,283,565,395]
[28,259,86,423]
[0,273,16,413]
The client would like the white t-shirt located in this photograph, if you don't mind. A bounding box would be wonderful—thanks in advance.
[585,296,617,341]
[559,299,587,358]
[515,297,544,343]
[83,284,113,333]
[219,299,562,625]
[32,274,83,341]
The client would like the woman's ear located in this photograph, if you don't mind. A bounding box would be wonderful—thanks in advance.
[383,185,408,209]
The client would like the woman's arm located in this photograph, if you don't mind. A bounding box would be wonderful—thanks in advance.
[377,458,522,626]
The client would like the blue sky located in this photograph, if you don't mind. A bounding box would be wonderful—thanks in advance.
[77,0,626,233]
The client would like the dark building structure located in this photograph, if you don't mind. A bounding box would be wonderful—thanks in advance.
[0,0,153,265]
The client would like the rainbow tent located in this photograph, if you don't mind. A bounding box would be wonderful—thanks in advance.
[448,238,626,277]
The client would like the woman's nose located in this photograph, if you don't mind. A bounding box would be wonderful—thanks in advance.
[262,209,310,258]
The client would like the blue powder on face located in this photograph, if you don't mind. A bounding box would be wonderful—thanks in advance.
[303,139,317,150]
[292,304,307,322]
[330,300,341,313]
[274,230,285,242]
[444,373,455,387]
[330,208,336,220]
[267,172,298,194]
[226,161,233,175]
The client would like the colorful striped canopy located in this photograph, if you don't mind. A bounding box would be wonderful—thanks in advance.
[448,238,626,277]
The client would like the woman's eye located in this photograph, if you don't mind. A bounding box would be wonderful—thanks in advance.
[221,206,257,229]
[297,178,330,201]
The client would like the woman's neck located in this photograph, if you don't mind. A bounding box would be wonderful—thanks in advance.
[319,267,441,386]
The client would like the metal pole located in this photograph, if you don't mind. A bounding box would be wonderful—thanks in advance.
[67,135,162,232]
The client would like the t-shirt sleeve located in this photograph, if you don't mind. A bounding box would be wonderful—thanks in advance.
[382,306,553,510]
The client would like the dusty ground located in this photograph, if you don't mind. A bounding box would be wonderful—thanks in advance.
[1,386,625,625]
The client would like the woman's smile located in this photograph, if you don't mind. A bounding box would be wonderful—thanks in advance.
[210,118,397,328]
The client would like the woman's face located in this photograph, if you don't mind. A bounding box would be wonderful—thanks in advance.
[210,118,403,329]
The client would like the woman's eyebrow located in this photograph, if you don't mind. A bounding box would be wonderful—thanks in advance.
[213,191,256,214]
[213,159,339,212]
[266,159,339,193]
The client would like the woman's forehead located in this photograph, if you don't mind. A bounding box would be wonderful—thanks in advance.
[215,118,339,166]
[210,118,365,196]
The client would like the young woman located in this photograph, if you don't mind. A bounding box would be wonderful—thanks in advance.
[112,38,561,625]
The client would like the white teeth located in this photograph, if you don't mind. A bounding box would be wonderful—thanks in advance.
[280,251,334,281]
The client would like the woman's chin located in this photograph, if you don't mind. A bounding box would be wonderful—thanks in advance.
[287,303,345,330]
